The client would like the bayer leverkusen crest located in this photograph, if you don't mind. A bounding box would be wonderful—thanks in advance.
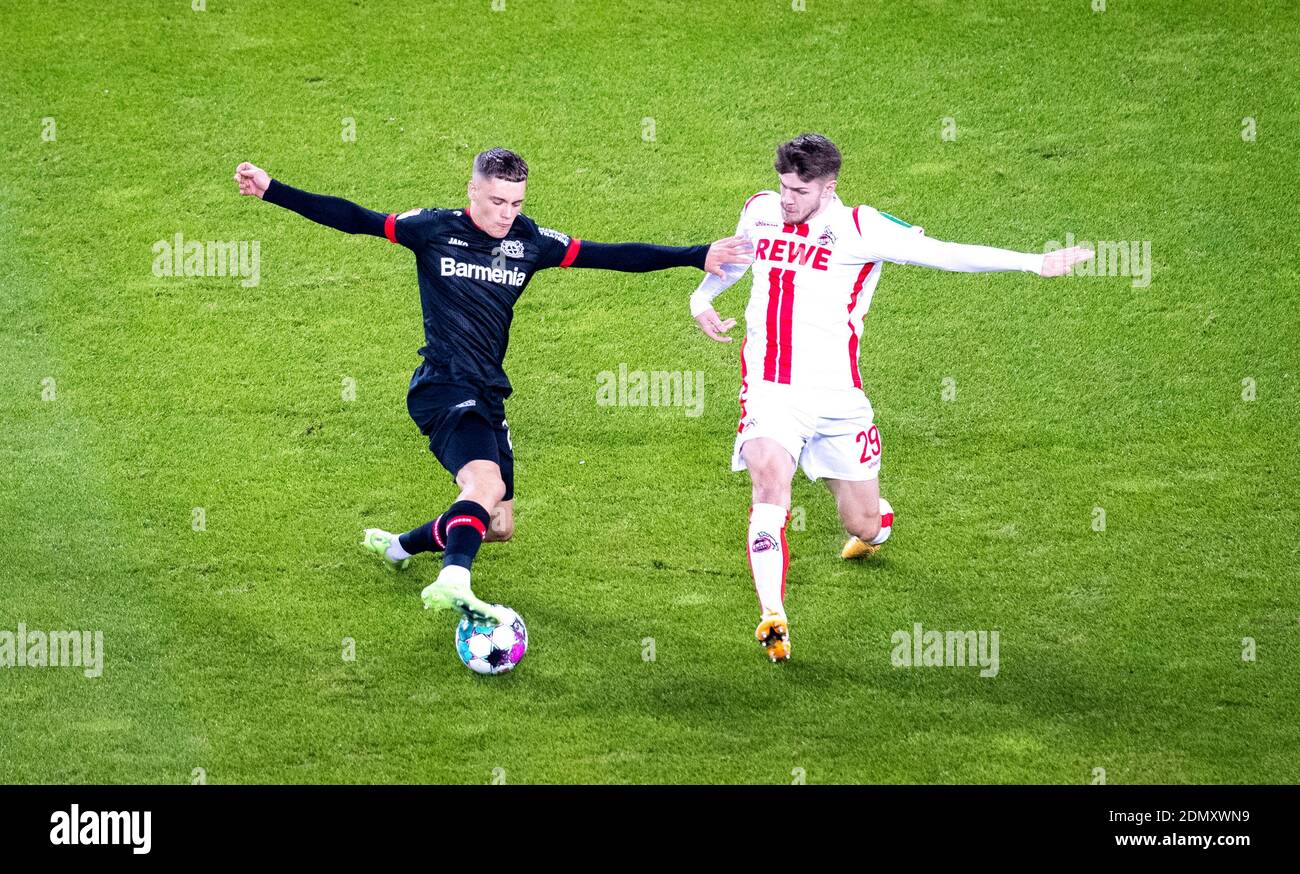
[501,240,525,259]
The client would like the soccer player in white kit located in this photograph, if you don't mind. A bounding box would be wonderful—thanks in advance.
[690,134,1093,662]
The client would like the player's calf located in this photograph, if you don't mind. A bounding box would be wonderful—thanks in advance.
[378,463,512,567]
[484,503,514,542]
[748,502,791,615]
[440,500,492,570]
[844,511,881,546]
[840,497,894,559]
[741,440,797,659]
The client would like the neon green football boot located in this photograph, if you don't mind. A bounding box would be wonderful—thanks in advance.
[362,528,410,570]
[421,567,510,626]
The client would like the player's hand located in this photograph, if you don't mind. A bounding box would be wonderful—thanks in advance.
[1040,246,1094,277]
[694,308,736,343]
[233,162,271,199]
[704,235,754,278]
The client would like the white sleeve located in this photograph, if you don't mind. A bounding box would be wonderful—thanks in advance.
[855,208,1043,274]
[689,200,757,317]
[690,261,750,317]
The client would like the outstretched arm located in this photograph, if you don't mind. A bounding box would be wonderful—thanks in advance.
[568,240,708,272]
[233,162,388,238]
[545,235,752,278]
[857,208,1093,276]
[877,232,1093,276]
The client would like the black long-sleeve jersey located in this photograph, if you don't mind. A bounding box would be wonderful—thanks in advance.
[263,179,709,399]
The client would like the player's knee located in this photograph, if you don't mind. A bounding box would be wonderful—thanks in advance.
[753,471,792,506]
[746,451,793,504]
[457,463,507,508]
[847,513,881,543]
[752,483,790,508]
[479,477,507,508]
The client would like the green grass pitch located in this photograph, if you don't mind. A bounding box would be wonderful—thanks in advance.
[1,0,1297,784]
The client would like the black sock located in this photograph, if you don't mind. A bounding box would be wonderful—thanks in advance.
[442,500,491,570]
[398,512,449,555]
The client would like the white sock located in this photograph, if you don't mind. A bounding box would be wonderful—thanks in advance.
[386,536,412,562]
[437,564,471,587]
[748,503,788,615]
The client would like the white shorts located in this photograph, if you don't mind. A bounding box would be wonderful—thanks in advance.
[732,383,882,481]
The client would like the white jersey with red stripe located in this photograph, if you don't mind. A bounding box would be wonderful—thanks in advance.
[691,191,1043,401]
[744,190,881,396]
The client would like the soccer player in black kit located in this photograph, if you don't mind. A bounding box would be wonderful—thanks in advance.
[234,149,751,624]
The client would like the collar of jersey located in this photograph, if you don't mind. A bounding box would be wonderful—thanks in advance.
[463,204,516,239]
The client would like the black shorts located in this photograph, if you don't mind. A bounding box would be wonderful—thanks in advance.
[406,374,515,501]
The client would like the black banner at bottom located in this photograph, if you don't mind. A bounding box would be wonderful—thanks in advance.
[0,784,1286,858]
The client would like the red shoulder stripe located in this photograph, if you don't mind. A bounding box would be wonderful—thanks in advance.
[560,238,582,268]
[743,191,773,213]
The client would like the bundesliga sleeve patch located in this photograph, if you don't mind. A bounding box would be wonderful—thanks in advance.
[397,208,422,220]
[538,226,570,246]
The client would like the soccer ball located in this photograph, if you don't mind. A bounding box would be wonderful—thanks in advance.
[455,607,528,674]
[870,497,894,545]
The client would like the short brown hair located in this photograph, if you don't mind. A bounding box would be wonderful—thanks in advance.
[774,133,841,182]
[473,147,529,182]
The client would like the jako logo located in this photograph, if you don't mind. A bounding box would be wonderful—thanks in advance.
[50,804,151,854]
